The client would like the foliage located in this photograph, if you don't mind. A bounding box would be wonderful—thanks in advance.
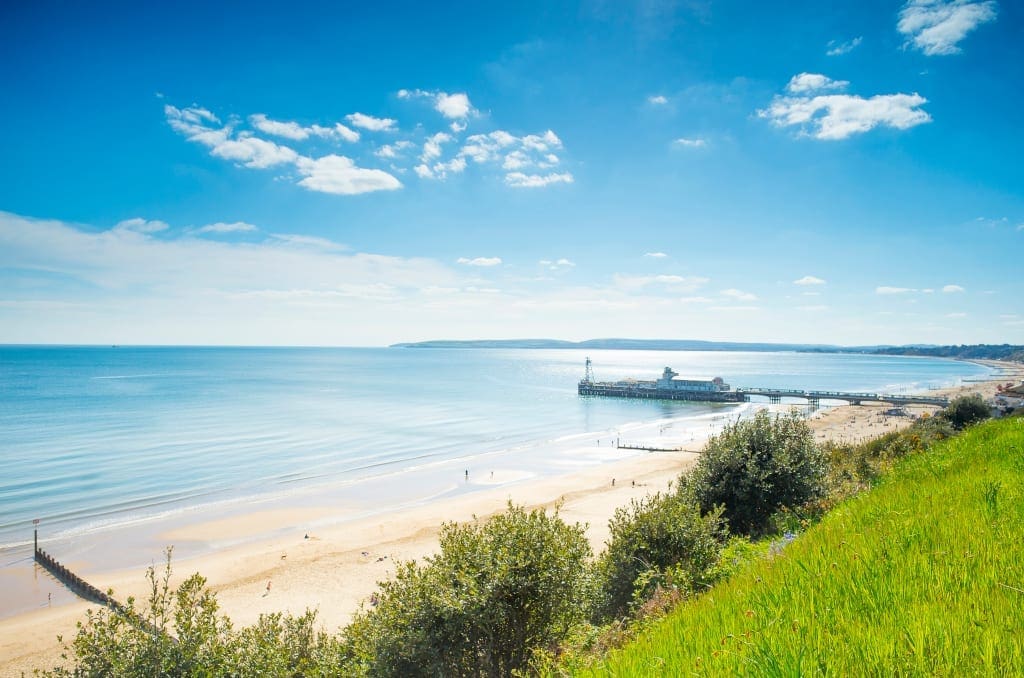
[574,418,1024,676]
[339,504,591,678]
[590,492,725,622]
[42,549,339,677]
[683,409,827,536]
[941,393,992,430]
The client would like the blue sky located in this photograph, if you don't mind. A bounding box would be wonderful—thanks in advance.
[1,0,1021,346]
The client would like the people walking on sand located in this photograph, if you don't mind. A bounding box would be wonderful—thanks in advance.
[465,469,469,480]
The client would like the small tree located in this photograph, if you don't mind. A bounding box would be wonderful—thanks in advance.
[341,504,591,677]
[592,492,726,622]
[684,409,826,536]
[941,394,991,430]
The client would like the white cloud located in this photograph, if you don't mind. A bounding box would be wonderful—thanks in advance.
[946,312,967,318]
[435,92,473,119]
[211,135,300,168]
[249,114,310,141]
[793,275,826,285]
[648,95,668,105]
[539,258,576,271]
[421,132,452,162]
[1016,223,1024,231]
[678,296,713,304]
[942,284,965,293]
[760,80,931,140]
[876,286,917,294]
[414,164,433,179]
[644,252,668,258]
[249,114,360,143]
[330,123,360,143]
[115,218,170,234]
[295,155,402,195]
[375,140,413,159]
[400,89,477,120]
[786,73,849,93]
[196,221,258,234]
[798,304,829,312]
[505,172,574,188]
[672,137,707,148]
[502,150,530,170]
[346,112,397,131]
[898,0,998,56]
[721,288,757,302]
[450,121,467,133]
[826,36,863,56]
[457,257,502,267]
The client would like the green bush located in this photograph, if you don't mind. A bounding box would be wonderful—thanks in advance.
[43,550,338,677]
[340,504,591,677]
[941,393,991,430]
[591,492,726,622]
[683,410,826,536]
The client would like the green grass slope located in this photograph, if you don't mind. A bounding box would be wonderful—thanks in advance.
[577,418,1024,676]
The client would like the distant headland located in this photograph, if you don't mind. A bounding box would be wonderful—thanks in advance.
[390,339,1024,362]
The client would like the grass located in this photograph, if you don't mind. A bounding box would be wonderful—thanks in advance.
[572,417,1024,676]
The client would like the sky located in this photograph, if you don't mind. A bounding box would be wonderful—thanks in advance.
[1,0,1021,347]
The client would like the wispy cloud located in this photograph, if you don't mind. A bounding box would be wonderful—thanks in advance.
[898,0,998,56]
[720,288,757,302]
[793,275,826,286]
[457,257,502,267]
[644,252,668,258]
[672,137,708,148]
[195,221,258,234]
[648,95,668,105]
[505,172,573,188]
[760,76,931,140]
[826,36,863,56]
[346,112,397,132]
[797,304,829,312]
[613,274,709,293]
[115,218,169,233]
[876,286,917,294]
[166,104,401,196]
[539,258,575,270]
[945,312,967,318]
[786,73,849,93]
[942,284,965,293]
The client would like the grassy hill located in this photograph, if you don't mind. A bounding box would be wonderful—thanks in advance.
[573,417,1024,675]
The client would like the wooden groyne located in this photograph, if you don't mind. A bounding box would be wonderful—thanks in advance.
[34,546,120,609]
[33,528,122,610]
[33,530,171,640]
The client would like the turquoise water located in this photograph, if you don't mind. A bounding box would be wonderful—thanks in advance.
[0,346,987,561]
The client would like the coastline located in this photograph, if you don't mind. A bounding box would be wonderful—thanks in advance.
[1,361,1016,675]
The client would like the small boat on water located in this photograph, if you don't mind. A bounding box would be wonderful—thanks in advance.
[577,358,747,403]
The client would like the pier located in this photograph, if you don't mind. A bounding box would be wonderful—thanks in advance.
[736,387,949,408]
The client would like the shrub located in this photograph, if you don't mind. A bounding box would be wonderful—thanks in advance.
[43,550,338,677]
[591,492,726,622]
[683,410,826,536]
[340,504,591,677]
[941,394,991,430]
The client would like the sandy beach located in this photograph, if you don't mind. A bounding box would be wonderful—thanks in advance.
[2,360,1019,676]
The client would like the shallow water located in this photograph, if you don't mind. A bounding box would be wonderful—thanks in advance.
[0,345,988,614]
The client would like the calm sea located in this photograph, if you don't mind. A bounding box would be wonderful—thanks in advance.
[0,346,988,560]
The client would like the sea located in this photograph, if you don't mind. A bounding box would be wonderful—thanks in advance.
[0,345,990,616]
